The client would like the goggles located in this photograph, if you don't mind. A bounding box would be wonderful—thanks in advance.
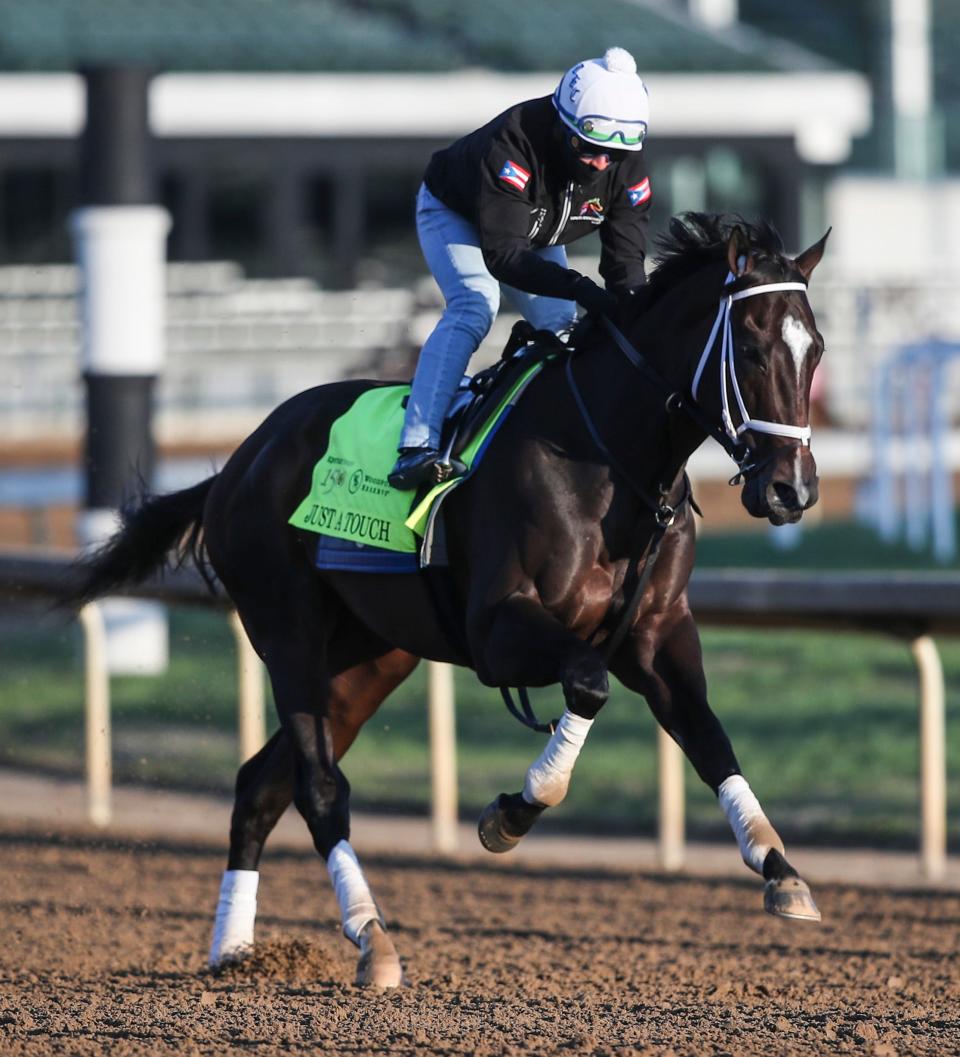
[556,101,647,148]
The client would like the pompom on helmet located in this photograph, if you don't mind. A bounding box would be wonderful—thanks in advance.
[553,47,650,152]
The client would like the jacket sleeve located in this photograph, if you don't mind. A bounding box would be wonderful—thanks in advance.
[598,157,652,292]
[475,134,585,300]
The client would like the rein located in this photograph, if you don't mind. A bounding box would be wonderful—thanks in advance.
[501,271,811,735]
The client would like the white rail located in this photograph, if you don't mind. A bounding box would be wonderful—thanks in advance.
[1,556,955,876]
[78,602,111,828]
[228,609,267,765]
[74,601,267,828]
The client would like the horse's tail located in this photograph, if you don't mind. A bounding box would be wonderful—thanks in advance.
[63,475,219,608]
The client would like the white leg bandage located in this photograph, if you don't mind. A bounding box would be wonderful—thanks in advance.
[209,869,259,966]
[522,709,594,808]
[326,840,384,947]
[718,775,785,875]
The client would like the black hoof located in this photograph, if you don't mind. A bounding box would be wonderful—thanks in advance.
[477,792,544,854]
[762,848,821,922]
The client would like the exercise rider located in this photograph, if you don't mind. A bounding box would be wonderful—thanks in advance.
[388,46,654,490]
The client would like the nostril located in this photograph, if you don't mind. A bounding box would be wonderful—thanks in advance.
[770,481,799,509]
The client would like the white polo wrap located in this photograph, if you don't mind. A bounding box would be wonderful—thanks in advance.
[326,840,384,947]
[209,869,259,966]
[718,774,784,874]
[522,709,594,807]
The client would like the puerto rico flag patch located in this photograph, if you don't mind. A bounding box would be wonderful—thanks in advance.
[499,159,531,192]
[626,177,652,207]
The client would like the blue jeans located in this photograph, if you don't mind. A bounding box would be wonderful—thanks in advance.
[400,183,578,451]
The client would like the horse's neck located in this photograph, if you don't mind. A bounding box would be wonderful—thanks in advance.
[635,261,725,386]
[579,270,721,482]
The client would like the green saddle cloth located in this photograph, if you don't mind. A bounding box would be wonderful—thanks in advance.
[289,364,543,555]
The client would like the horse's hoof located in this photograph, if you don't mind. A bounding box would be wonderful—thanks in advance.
[763,876,822,922]
[355,921,404,988]
[477,795,521,854]
[208,943,252,969]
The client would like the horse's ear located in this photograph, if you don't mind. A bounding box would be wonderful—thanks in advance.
[794,228,831,281]
[726,226,753,277]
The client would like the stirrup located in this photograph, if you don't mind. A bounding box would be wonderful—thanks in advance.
[432,456,466,483]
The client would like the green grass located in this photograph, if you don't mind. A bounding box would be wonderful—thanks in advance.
[1,518,958,848]
[696,515,960,571]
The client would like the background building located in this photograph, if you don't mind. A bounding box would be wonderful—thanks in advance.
[0,0,871,283]
[2,0,958,558]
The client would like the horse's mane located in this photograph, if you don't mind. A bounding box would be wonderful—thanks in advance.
[644,212,786,306]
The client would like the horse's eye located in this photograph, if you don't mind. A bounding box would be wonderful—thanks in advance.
[741,344,767,371]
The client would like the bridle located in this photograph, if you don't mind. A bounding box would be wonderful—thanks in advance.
[597,271,812,484]
[692,273,812,448]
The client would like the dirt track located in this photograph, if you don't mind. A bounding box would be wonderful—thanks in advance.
[2,823,959,1057]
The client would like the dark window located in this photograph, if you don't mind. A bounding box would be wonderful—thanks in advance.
[1,168,73,263]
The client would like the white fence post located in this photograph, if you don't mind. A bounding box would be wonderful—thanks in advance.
[911,634,947,880]
[428,661,458,853]
[228,610,267,764]
[79,602,111,827]
[657,725,685,870]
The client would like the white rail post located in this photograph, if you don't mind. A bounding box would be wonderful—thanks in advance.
[228,610,266,764]
[657,725,685,870]
[428,661,458,853]
[911,634,947,880]
[79,602,111,827]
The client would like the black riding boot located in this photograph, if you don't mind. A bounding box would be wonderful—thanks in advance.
[388,448,465,490]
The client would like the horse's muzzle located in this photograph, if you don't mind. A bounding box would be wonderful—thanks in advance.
[740,447,819,525]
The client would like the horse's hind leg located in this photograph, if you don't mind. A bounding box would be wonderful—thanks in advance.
[209,730,294,966]
[210,620,419,985]
[322,648,420,986]
[281,647,420,987]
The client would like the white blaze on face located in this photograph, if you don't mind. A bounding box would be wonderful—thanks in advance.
[781,313,813,386]
[780,313,814,501]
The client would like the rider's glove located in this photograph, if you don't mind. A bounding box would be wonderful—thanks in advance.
[572,276,618,318]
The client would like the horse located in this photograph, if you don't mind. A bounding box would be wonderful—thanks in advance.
[69,212,829,988]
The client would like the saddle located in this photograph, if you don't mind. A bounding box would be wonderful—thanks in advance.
[291,321,573,572]
[437,322,567,464]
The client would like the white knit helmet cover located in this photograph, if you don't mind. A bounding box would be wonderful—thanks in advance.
[553,47,649,152]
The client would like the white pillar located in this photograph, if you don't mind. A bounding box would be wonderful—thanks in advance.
[891,0,935,179]
[911,635,946,880]
[76,508,169,676]
[428,662,458,853]
[70,205,170,376]
[689,0,738,29]
[658,726,685,870]
[70,204,172,676]
[79,602,111,827]
[229,610,267,764]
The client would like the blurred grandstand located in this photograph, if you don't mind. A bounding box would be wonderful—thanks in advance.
[1,0,958,552]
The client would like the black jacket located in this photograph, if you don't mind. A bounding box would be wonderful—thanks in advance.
[423,96,651,301]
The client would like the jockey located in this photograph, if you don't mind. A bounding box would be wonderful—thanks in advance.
[388,46,653,490]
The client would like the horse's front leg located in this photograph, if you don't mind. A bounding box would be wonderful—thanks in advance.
[470,594,608,853]
[613,607,821,922]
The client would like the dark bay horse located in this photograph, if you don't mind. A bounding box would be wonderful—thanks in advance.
[71,213,829,987]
